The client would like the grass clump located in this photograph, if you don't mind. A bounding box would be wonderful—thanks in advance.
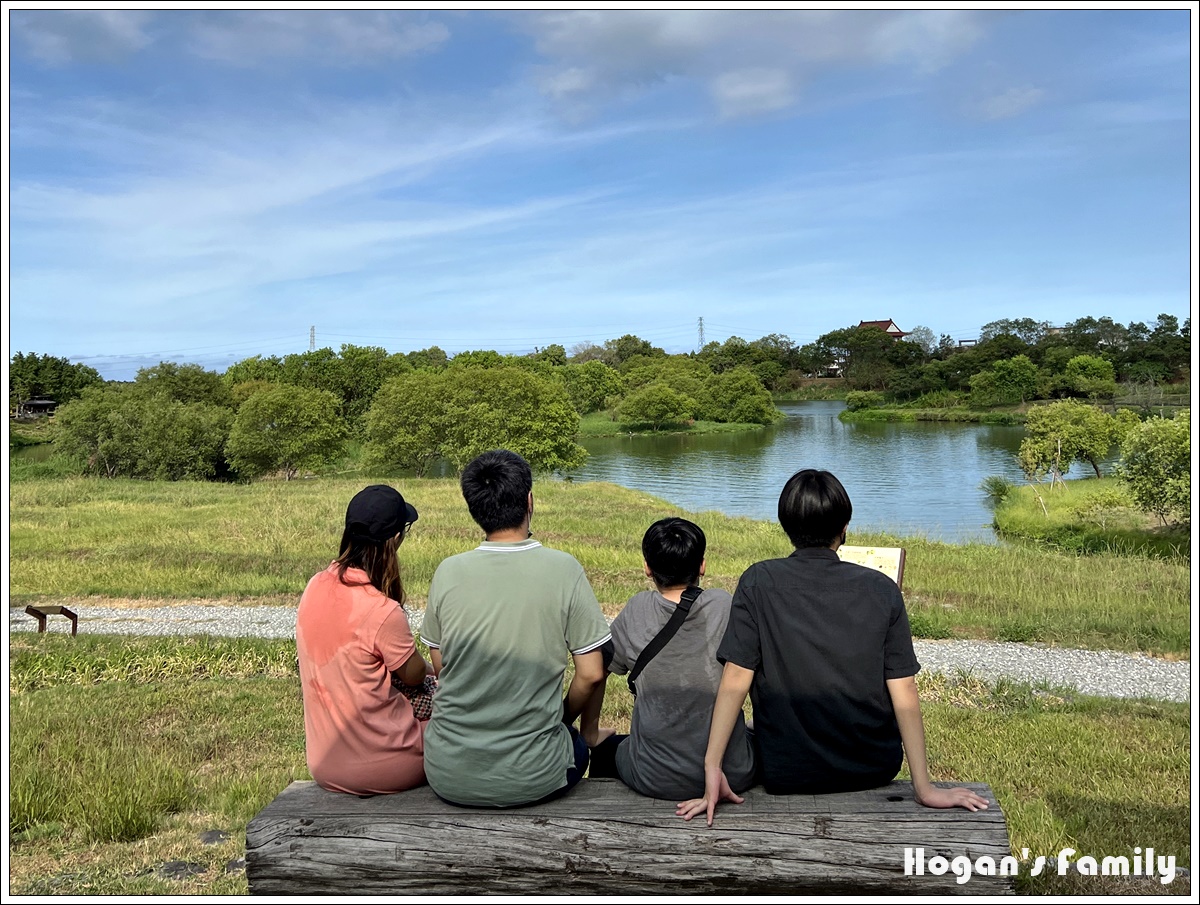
[993,477,1188,561]
[9,634,299,693]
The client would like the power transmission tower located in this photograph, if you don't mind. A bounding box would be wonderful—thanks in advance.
[309,326,316,352]
[697,317,705,351]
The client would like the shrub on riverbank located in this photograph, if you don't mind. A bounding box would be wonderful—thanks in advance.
[7,634,1190,895]
[840,407,1024,425]
[992,477,1188,560]
[7,476,1189,654]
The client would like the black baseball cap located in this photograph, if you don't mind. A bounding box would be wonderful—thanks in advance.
[344,485,419,543]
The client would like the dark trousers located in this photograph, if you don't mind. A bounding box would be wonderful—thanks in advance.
[586,733,628,779]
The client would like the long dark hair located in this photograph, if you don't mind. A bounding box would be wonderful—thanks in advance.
[334,528,406,604]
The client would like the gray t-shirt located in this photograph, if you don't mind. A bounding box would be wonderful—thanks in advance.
[609,588,756,800]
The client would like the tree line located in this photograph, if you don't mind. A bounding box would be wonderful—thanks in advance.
[9,311,1189,484]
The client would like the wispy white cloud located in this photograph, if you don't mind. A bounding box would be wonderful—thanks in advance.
[13,10,154,65]
[186,10,449,65]
[516,10,991,117]
[976,85,1046,120]
[11,9,450,67]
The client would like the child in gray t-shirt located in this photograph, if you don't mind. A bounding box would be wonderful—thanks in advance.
[581,518,756,800]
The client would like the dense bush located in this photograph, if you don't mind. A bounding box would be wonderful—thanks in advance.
[618,383,694,430]
[1117,410,1190,525]
[225,386,345,480]
[54,386,231,480]
[367,366,586,474]
[845,391,885,411]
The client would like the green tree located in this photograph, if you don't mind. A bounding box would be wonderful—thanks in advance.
[617,383,694,431]
[450,349,508,370]
[9,352,103,412]
[135,361,232,407]
[1064,354,1118,400]
[969,355,1039,406]
[701,367,780,424]
[439,369,586,473]
[560,360,624,415]
[365,371,455,476]
[366,367,586,475]
[407,346,449,371]
[223,355,284,387]
[533,344,567,367]
[1018,400,1124,481]
[1117,411,1190,525]
[979,318,1052,345]
[225,386,345,481]
[604,334,665,368]
[54,385,231,480]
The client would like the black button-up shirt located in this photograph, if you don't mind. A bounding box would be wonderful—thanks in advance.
[717,546,920,794]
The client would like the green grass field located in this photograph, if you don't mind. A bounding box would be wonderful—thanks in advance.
[7,634,1189,895]
[6,473,1192,895]
[8,475,1189,653]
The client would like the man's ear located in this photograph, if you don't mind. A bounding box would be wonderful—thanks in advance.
[699,557,707,577]
[643,560,653,580]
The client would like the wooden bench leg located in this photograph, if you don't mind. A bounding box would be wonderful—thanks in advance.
[24,605,79,636]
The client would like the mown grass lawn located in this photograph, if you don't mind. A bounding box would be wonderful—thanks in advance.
[6,475,1191,895]
[6,635,1190,896]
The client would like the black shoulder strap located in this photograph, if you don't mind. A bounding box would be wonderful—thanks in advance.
[627,586,702,696]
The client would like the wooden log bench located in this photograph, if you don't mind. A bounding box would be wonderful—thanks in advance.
[245,778,1012,894]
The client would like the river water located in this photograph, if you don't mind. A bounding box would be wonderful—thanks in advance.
[573,401,1029,543]
[11,401,1031,543]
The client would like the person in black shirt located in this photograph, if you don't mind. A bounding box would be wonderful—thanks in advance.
[677,468,989,825]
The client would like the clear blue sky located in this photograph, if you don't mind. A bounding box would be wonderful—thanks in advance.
[5,8,1196,380]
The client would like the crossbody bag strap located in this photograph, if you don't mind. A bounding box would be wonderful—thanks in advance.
[627,585,703,696]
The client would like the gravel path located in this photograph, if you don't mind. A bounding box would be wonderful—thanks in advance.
[10,604,1190,704]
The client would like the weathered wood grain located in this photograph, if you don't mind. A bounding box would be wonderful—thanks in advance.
[246,779,1013,895]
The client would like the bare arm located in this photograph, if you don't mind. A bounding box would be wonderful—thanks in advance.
[887,676,989,811]
[429,648,443,677]
[675,661,755,826]
[577,672,615,747]
[393,648,431,686]
[564,650,606,726]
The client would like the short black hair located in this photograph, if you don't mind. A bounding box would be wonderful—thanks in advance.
[461,449,533,535]
[778,469,852,549]
[642,517,706,589]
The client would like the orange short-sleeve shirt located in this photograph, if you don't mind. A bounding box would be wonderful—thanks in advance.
[296,563,425,795]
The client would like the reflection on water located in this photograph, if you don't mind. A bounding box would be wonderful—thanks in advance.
[573,401,1029,543]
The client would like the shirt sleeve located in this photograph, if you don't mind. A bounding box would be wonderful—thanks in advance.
[883,587,920,679]
[422,571,442,649]
[375,606,417,673]
[607,607,633,676]
[565,566,611,655]
[716,574,761,671]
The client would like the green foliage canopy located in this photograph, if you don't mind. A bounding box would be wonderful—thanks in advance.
[225,386,346,481]
[701,367,779,424]
[1018,400,1127,481]
[367,367,586,474]
[617,382,694,431]
[9,352,103,411]
[1117,411,1190,525]
[136,362,232,408]
[54,385,231,480]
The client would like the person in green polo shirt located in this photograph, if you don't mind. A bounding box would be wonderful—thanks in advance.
[421,449,611,808]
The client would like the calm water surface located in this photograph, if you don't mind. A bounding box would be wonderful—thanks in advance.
[573,401,1029,543]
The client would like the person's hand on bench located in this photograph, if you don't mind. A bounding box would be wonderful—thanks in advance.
[674,764,744,826]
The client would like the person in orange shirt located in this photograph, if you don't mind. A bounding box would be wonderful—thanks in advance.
[296,484,432,795]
